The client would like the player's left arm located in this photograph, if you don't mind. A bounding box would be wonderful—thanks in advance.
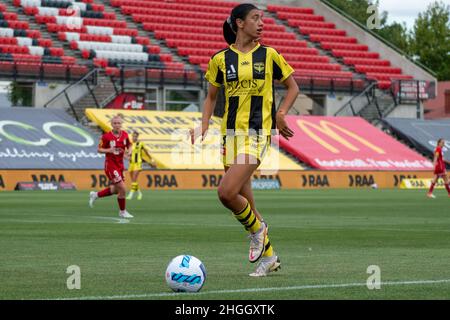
[143,149,157,167]
[276,75,299,140]
[124,137,132,160]
[272,50,299,140]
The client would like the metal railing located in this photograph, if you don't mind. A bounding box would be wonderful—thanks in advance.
[116,64,204,90]
[334,82,378,116]
[0,59,93,83]
[293,75,368,95]
[43,68,99,121]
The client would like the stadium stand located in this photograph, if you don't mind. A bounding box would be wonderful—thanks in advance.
[110,0,366,92]
[0,0,87,79]
[267,4,414,90]
[0,0,436,124]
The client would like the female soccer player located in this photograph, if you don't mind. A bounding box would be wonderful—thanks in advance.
[427,138,450,198]
[190,3,299,276]
[89,115,134,218]
[127,131,155,200]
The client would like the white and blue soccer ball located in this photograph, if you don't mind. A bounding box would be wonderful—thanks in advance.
[165,255,207,292]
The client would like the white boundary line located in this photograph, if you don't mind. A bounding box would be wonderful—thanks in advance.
[50,279,450,300]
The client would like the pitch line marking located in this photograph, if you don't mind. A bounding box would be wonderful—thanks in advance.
[49,279,450,300]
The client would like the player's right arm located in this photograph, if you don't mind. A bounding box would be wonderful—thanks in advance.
[190,83,219,144]
[190,55,222,144]
[97,135,114,154]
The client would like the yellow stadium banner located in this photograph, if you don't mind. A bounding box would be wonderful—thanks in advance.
[85,109,304,171]
[399,179,445,189]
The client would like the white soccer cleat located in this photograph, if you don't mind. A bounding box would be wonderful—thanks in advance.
[126,191,134,200]
[119,210,134,218]
[248,222,267,263]
[427,193,436,199]
[249,255,281,277]
[89,191,98,208]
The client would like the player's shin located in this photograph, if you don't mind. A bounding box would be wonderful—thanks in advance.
[233,202,261,234]
[98,187,112,198]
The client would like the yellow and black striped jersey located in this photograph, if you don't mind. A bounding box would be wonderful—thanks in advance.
[130,141,144,164]
[205,43,294,136]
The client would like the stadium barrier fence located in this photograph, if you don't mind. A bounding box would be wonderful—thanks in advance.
[0,169,435,191]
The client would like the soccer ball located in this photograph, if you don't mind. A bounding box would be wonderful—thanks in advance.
[165,255,207,292]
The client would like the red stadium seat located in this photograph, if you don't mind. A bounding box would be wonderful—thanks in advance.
[288,20,335,29]
[321,42,368,51]
[299,27,346,36]
[309,35,357,44]
[332,50,379,59]
[355,65,402,74]
[343,58,390,66]
[267,5,314,14]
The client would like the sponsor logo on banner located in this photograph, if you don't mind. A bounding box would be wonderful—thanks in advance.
[253,174,282,187]
[251,179,280,190]
[297,119,385,155]
[275,116,433,171]
[301,174,330,188]
[106,93,145,110]
[0,109,104,169]
[32,174,65,183]
[399,179,445,189]
[91,174,111,188]
[349,174,375,187]
[393,174,418,187]
[146,174,178,188]
[14,181,76,191]
[202,174,223,188]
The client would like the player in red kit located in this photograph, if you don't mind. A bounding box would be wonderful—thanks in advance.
[89,115,134,218]
[427,138,450,198]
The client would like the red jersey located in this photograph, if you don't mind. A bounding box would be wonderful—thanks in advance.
[100,130,130,169]
[434,146,446,174]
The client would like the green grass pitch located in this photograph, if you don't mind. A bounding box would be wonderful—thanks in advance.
[0,189,449,300]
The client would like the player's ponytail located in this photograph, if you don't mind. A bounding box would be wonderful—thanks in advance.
[223,3,259,45]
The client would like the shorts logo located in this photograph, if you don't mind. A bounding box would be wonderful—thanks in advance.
[253,62,265,74]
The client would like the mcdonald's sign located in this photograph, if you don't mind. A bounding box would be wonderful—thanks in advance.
[275,116,433,171]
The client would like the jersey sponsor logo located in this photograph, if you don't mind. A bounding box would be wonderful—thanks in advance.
[297,120,385,154]
[226,64,237,81]
[253,62,265,74]
[227,79,258,92]
[241,61,250,66]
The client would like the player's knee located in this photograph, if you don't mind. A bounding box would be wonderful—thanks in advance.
[217,186,236,205]
[117,186,126,197]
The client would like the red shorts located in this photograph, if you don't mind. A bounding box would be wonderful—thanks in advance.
[434,164,446,176]
[105,162,124,184]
